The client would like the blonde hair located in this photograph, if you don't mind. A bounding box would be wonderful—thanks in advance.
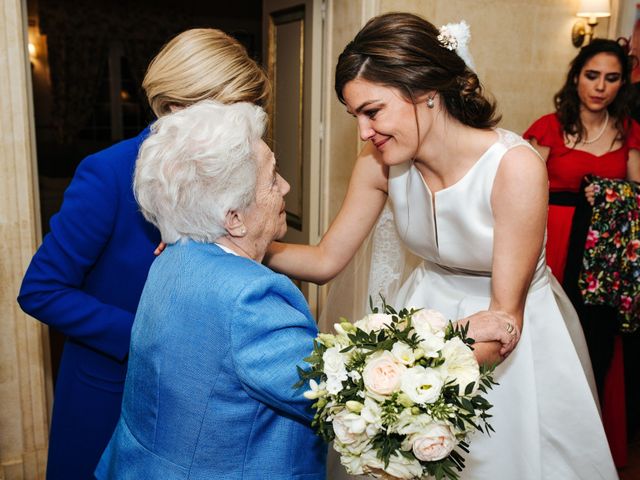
[143,29,269,117]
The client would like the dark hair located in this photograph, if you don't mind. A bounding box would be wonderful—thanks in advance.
[554,38,634,143]
[334,12,500,129]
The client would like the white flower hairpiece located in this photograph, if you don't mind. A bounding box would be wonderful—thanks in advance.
[437,21,475,70]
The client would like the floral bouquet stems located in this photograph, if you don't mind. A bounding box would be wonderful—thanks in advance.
[296,301,497,480]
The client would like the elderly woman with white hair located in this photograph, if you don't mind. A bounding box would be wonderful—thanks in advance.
[94,100,327,480]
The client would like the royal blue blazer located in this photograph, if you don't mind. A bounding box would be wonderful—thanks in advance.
[17,128,160,480]
[95,241,327,479]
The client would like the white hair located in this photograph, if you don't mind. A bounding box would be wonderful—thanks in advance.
[134,100,266,243]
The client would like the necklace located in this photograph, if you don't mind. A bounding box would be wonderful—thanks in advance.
[580,110,609,145]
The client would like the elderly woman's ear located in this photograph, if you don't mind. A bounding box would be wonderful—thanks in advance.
[224,210,248,237]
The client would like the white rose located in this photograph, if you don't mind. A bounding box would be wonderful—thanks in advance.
[391,342,416,365]
[362,351,405,396]
[437,337,480,395]
[354,313,394,333]
[323,347,349,395]
[412,308,448,331]
[411,424,456,461]
[371,452,424,479]
[400,366,444,405]
[332,410,367,445]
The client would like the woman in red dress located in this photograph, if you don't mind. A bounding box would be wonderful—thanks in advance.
[524,38,640,467]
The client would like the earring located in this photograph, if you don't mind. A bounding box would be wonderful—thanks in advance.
[426,96,435,109]
[240,228,247,236]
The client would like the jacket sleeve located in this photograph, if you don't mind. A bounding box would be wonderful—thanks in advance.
[17,153,134,361]
[230,274,318,424]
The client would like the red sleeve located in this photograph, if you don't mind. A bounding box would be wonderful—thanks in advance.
[627,118,640,151]
[523,113,562,148]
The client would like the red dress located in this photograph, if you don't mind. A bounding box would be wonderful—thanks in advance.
[524,113,640,468]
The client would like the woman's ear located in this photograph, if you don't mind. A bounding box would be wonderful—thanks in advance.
[224,210,247,237]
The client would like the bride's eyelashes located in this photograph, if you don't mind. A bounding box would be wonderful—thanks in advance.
[364,108,380,119]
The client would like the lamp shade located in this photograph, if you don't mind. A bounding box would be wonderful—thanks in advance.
[577,0,611,18]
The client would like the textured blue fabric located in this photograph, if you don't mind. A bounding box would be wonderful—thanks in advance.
[17,127,160,479]
[95,242,327,479]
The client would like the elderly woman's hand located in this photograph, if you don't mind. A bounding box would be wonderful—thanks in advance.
[457,310,521,358]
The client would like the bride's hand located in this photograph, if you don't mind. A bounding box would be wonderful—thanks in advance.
[458,310,521,358]
[154,242,167,256]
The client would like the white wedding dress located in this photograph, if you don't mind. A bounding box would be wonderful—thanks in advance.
[325,129,617,479]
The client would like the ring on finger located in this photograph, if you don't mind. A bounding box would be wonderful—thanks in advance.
[505,322,515,335]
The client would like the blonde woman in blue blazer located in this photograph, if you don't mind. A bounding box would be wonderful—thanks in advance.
[95,100,326,480]
[17,29,269,479]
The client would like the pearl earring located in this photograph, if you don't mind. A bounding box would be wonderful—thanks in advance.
[426,97,435,109]
[240,228,247,235]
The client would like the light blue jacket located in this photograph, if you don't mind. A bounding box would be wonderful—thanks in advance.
[95,241,327,479]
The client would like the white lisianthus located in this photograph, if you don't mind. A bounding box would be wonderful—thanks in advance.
[400,366,444,405]
[323,347,349,395]
[437,336,480,395]
[332,410,367,445]
[391,341,416,365]
[410,424,456,461]
[362,351,405,396]
[354,313,394,333]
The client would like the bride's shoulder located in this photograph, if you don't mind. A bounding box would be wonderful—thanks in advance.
[496,138,548,189]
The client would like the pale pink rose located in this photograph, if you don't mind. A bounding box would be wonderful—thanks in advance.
[411,424,456,461]
[362,352,405,396]
[412,309,447,331]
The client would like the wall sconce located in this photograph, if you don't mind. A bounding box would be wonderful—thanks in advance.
[28,42,36,59]
[572,0,611,48]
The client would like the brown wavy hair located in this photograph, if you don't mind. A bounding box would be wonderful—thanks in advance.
[554,38,635,144]
[335,12,499,129]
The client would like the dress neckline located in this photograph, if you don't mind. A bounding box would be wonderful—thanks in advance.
[415,133,502,197]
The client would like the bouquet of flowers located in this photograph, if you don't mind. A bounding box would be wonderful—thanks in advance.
[296,302,497,480]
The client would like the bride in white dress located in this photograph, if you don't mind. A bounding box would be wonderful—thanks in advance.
[266,12,616,479]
